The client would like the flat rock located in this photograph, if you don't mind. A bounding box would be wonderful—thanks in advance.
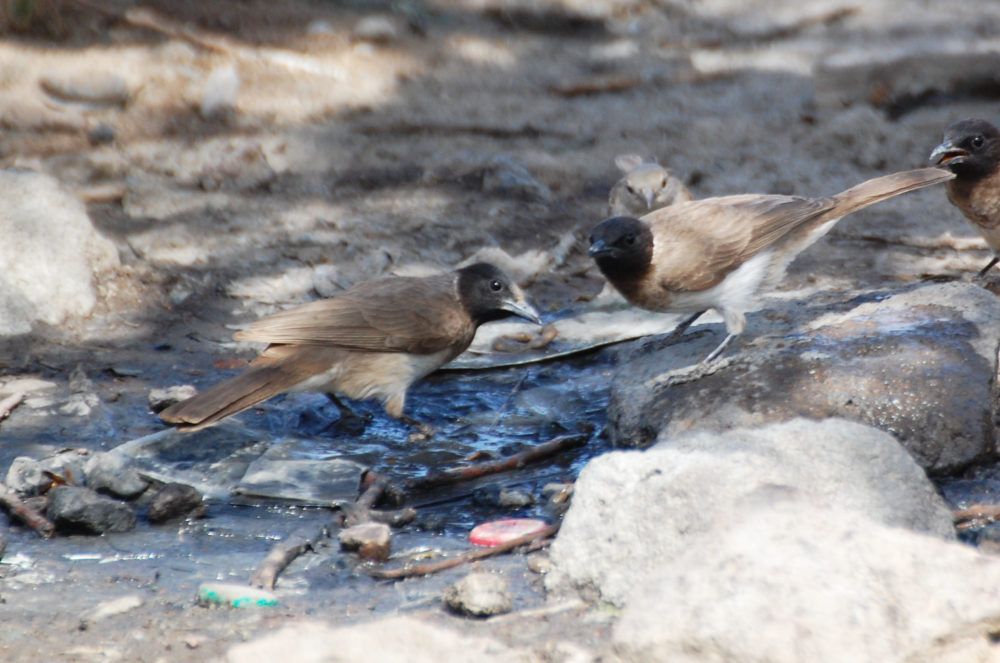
[610,498,1000,663]
[0,169,119,336]
[443,572,513,617]
[46,486,136,534]
[224,616,532,663]
[607,282,1000,474]
[546,418,955,606]
[6,450,89,496]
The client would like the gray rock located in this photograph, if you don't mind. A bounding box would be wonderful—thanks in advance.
[607,282,1000,474]
[6,451,89,496]
[147,384,197,413]
[38,70,130,106]
[482,156,552,202]
[338,522,391,561]
[46,486,136,534]
[546,418,955,606]
[224,616,531,663]
[0,169,120,336]
[146,483,205,523]
[443,572,513,617]
[352,15,400,44]
[611,498,1000,663]
[472,484,536,509]
[84,453,149,500]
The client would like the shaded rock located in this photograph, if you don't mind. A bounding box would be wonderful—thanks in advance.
[84,453,149,500]
[0,169,120,336]
[6,450,89,496]
[443,572,513,617]
[224,616,531,663]
[611,497,1000,663]
[46,486,136,534]
[607,282,1000,474]
[472,484,536,509]
[147,384,197,413]
[547,418,955,606]
[146,483,205,523]
[338,522,391,561]
[352,15,400,43]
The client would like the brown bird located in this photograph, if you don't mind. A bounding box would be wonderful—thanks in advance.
[608,154,693,217]
[929,118,1000,277]
[158,263,541,432]
[589,167,953,361]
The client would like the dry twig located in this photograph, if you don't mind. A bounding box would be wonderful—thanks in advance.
[0,391,24,422]
[0,481,55,538]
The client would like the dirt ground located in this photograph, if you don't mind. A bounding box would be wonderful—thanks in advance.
[2,0,999,660]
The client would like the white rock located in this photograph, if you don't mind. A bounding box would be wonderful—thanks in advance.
[0,169,119,335]
[612,498,1000,663]
[547,418,955,606]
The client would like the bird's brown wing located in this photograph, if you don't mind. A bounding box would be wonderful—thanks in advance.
[644,194,830,292]
[233,272,473,355]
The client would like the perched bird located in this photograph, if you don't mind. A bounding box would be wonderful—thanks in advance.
[929,118,1000,277]
[589,167,953,361]
[608,154,693,217]
[159,263,541,432]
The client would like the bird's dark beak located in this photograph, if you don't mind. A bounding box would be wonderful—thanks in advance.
[588,238,611,258]
[930,139,968,166]
[502,285,542,325]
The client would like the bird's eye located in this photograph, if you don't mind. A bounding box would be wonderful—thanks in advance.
[660,178,667,187]
[973,135,986,149]
[623,233,636,246]
[489,279,503,292]
[626,185,636,194]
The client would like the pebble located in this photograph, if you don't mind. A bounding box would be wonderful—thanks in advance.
[482,155,552,203]
[472,484,536,509]
[46,486,137,534]
[79,594,143,628]
[201,65,240,122]
[197,582,277,608]
[338,522,392,561]
[352,15,400,44]
[86,123,115,145]
[443,572,512,617]
[84,452,149,500]
[146,483,205,523]
[147,385,197,413]
[38,71,130,106]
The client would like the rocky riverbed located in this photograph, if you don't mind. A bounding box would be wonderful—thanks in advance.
[4,0,1000,661]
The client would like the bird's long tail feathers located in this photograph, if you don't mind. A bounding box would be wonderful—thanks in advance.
[831,167,954,217]
[158,363,309,432]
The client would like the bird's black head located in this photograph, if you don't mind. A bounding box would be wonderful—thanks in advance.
[456,263,541,327]
[930,118,1000,180]
[588,216,654,285]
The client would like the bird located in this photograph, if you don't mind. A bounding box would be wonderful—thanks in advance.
[929,118,1000,278]
[608,154,693,217]
[589,167,954,362]
[158,263,541,432]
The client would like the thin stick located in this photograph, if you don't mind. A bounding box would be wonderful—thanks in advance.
[0,482,55,538]
[369,523,559,580]
[489,371,528,429]
[0,391,24,422]
[405,433,588,492]
[953,504,1000,525]
[249,524,328,589]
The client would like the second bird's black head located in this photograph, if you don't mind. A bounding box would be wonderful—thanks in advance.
[588,216,654,286]
[456,262,541,326]
[930,118,1000,181]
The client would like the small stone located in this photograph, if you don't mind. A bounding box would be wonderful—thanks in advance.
[39,71,130,106]
[80,594,143,627]
[148,385,197,413]
[201,65,239,122]
[87,123,115,145]
[46,486,136,534]
[146,483,205,523]
[84,453,149,500]
[352,15,400,44]
[472,484,536,509]
[338,522,391,561]
[527,554,552,574]
[443,572,512,617]
[482,156,552,202]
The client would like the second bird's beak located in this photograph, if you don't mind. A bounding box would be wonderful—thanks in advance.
[502,286,542,325]
[588,238,610,258]
[930,140,967,166]
[643,189,656,209]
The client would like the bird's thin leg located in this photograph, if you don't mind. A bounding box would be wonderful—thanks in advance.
[702,333,735,364]
[976,255,1000,280]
